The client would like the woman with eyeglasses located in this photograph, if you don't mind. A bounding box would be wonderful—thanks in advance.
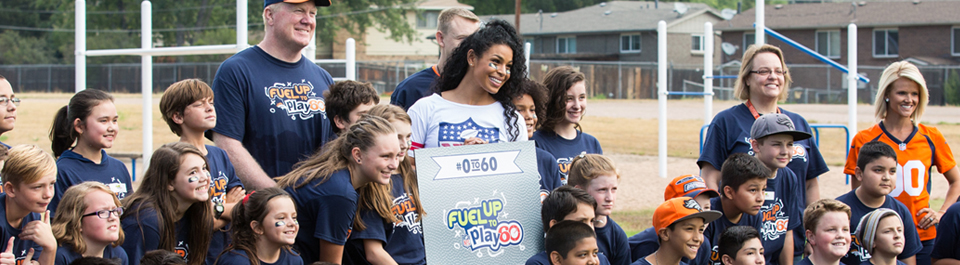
[697,44,828,263]
[0,74,18,149]
[843,61,960,265]
[120,142,214,265]
[52,182,128,265]
[407,19,528,160]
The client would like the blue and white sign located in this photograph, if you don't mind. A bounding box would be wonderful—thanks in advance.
[416,141,543,264]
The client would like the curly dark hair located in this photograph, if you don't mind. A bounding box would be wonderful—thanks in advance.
[433,19,527,141]
[517,78,548,130]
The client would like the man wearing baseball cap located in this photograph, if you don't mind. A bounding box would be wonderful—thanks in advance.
[210,0,333,191]
[633,197,721,265]
[629,175,720,265]
[749,113,810,265]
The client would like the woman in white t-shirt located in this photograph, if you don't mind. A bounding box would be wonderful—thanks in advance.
[407,19,527,154]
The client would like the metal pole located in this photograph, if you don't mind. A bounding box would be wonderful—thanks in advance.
[657,20,667,178]
[75,0,86,92]
[141,0,153,167]
[346,38,356,80]
[755,0,764,46]
[237,0,248,50]
[703,22,714,126]
[525,42,531,77]
[847,23,858,143]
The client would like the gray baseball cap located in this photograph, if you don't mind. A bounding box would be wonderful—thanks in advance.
[749,113,812,141]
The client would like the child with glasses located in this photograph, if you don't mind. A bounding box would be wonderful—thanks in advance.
[52,182,128,265]
[0,74,19,149]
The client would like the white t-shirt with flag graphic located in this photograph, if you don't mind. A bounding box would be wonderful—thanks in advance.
[408,94,527,155]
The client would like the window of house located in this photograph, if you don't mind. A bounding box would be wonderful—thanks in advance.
[621,34,641,52]
[691,34,704,52]
[873,29,899,57]
[952,27,960,56]
[744,32,768,48]
[416,11,439,29]
[558,36,576,54]
[816,30,841,58]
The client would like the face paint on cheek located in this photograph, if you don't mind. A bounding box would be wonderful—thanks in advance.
[488,62,497,70]
[275,221,285,227]
[188,176,199,183]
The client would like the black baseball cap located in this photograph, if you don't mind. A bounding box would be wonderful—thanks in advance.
[264,0,331,9]
[749,113,812,141]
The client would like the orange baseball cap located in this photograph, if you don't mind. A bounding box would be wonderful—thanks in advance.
[652,197,722,235]
[664,175,720,201]
[265,0,332,8]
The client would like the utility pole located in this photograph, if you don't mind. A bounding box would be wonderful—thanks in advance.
[515,0,522,36]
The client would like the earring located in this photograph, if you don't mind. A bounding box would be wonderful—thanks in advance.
[885,98,889,102]
[356,159,361,163]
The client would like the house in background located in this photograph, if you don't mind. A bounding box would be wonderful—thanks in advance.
[482,1,724,67]
[716,0,960,103]
[318,0,472,61]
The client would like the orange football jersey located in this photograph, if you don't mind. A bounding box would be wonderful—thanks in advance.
[844,123,957,241]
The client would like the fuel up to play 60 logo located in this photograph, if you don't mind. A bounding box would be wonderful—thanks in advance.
[446,197,525,256]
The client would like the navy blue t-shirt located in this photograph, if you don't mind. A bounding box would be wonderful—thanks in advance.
[525,250,612,265]
[532,130,603,185]
[704,197,761,265]
[205,144,245,265]
[757,168,804,265]
[390,66,438,111]
[860,260,906,265]
[120,204,192,265]
[797,257,846,265]
[628,227,712,265]
[632,256,689,265]
[283,169,358,264]
[596,217,631,265]
[835,191,921,265]
[212,45,335,178]
[51,149,131,212]
[215,248,304,265]
[345,174,425,265]
[55,245,129,265]
[933,202,960,260]
[537,148,563,201]
[0,193,43,263]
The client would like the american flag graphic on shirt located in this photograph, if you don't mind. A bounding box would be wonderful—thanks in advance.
[438,118,501,147]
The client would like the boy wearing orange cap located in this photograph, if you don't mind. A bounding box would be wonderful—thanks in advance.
[629,175,720,265]
[633,197,722,265]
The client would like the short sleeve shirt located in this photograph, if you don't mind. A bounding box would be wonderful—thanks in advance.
[531,130,603,185]
[51,149,131,213]
[390,66,439,111]
[836,191,921,265]
[283,169,358,264]
[408,94,527,154]
[0,193,43,263]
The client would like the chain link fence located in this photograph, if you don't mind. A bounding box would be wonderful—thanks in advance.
[1,61,958,106]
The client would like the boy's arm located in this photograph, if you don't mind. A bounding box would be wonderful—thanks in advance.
[805,178,820,205]
[213,132,276,190]
[701,164,720,191]
[935,259,960,265]
[779,233,794,265]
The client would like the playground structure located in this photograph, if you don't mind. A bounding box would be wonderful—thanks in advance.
[657,0,870,179]
[74,0,355,167]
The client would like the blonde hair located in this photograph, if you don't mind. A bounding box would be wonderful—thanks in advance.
[567,154,619,188]
[873,61,928,124]
[438,7,479,33]
[365,105,425,221]
[1,145,56,186]
[734,44,792,102]
[52,182,125,254]
[803,199,851,232]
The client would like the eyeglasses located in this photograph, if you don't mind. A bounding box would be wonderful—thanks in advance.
[82,207,124,219]
[749,69,787,76]
[0,97,20,107]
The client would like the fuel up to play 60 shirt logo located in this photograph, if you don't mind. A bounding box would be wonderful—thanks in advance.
[264,80,326,120]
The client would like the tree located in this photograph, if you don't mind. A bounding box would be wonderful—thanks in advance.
[946,69,960,106]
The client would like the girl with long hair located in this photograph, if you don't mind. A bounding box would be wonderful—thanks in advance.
[534,66,603,186]
[215,187,301,265]
[120,142,214,265]
[407,19,528,156]
[344,105,427,265]
[276,115,401,264]
[844,61,960,265]
[52,182,127,265]
[48,89,131,212]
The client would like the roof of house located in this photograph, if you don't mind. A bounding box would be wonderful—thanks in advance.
[480,1,721,36]
[417,0,473,10]
[716,0,960,31]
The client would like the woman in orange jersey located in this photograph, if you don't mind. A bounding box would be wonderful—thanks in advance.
[844,61,960,265]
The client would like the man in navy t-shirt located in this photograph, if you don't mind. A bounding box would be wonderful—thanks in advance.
[389,8,479,110]
[211,0,334,190]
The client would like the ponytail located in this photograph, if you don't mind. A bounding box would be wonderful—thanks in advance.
[49,89,114,157]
